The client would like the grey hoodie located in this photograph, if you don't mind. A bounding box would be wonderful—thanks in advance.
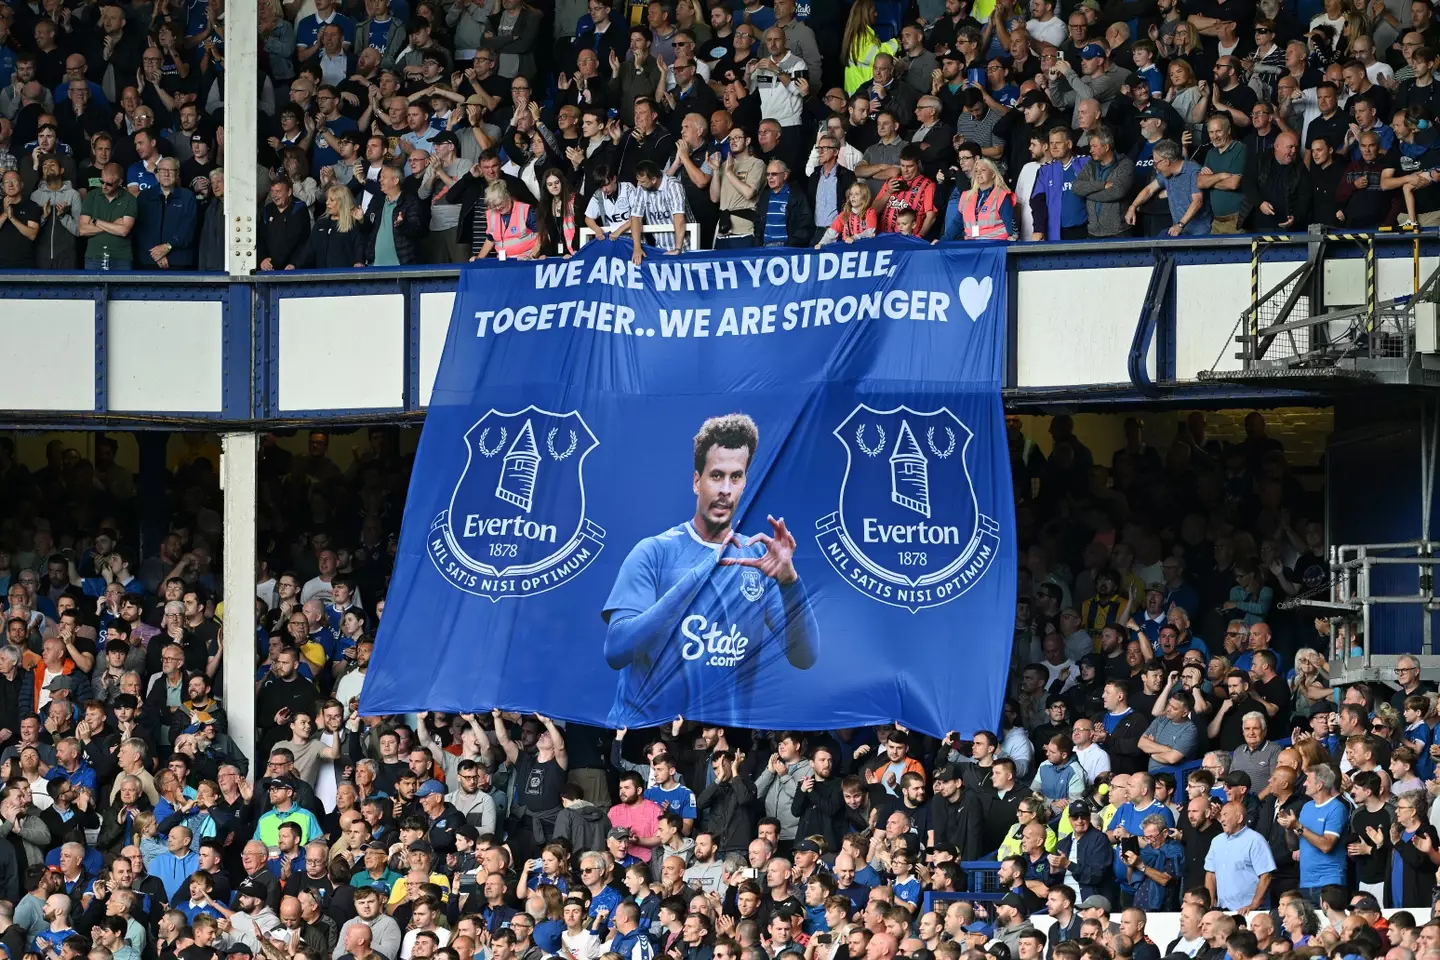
[756,758,813,840]
[992,919,1036,956]
[554,798,608,855]
[649,834,696,881]
[29,180,81,268]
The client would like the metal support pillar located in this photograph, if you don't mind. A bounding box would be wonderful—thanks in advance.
[221,434,257,767]
[223,0,258,275]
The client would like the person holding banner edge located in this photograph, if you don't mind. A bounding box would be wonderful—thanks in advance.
[601,413,820,727]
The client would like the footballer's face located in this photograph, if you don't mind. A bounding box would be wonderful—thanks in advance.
[694,445,749,533]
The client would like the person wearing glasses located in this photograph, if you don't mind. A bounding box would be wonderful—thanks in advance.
[77,162,136,270]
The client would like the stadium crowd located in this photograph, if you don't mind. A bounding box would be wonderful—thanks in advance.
[0,413,1418,960]
[7,0,1440,268]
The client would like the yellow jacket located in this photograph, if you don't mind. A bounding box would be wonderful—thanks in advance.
[843,30,899,95]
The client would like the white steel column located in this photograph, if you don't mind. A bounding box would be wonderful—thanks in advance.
[221,433,258,767]
[224,0,258,275]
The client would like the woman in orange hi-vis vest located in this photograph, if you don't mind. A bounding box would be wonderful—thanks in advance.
[939,158,1018,242]
[471,182,541,261]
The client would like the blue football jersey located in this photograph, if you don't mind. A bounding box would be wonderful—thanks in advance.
[603,520,815,725]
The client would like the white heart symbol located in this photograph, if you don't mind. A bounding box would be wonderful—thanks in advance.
[958,276,993,322]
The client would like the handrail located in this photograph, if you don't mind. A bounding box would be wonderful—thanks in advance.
[1128,252,1174,398]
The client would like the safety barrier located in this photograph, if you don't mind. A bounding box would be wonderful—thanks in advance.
[0,232,1435,425]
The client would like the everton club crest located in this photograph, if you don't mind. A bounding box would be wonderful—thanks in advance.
[427,406,605,600]
[816,404,1000,612]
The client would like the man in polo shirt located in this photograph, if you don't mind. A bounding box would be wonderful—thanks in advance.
[78,162,137,269]
[1198,114,1245,232]
[126,129,162,195]
[1203,800,1275,912]
[1137,691,1198,771]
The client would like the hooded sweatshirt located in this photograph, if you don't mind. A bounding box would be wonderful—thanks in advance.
[554,799,609,855]
[29,179,81,267]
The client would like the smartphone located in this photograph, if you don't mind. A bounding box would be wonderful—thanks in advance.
[1120,836,1141,858]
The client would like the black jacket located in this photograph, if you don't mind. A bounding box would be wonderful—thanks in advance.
[197,195,225,270]
[931,790,987,860]
[305,215,369,268]
[1102,709,1149,775]
[257,198,312,269]
[362,189,426,265]
[791,778,848,852]
[696,777,755,852]
[748,184,813,247]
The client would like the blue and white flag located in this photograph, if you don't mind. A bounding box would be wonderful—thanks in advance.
[362,238,1016,737]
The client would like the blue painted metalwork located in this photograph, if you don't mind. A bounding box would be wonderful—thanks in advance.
[1129,253,1175,398]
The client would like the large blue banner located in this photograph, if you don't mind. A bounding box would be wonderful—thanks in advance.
[361,238,1015,738]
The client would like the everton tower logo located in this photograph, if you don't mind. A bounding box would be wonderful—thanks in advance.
[427,406,606,600]
[816,404,1000,612]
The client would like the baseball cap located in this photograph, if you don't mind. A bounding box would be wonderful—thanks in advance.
[986,943,1012,960]
[264,777,293,791]
[236,878,268,900]
[45,675,75,693]
[1080,43,1106,59]
[1018,90,1048,109]
[1145,581,1164,595]
[1069,799,1092,819]
[1222,771,1252,789]
[1139,102,1168,120]
[226,947,253,958]
[793,838,821,854]
[1350,894,1382,913]
[607,827,632,841]
[432,132,459,147]
[940,49,963,62]
[465,94,488,106]
[363,841,389,853]
[408,840,434,854]
[964,922,993,937]
[1078,895,1112,913]
[416,779,446,798]
[933,764,961,782]
[998,893,1026,912]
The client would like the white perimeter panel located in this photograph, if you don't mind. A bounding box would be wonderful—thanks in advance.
[0,299,95,411]
[1016,267,1152,387]
[419,291,455,408]
[278,294,404,411]
[108,300,223,411]
[1174,259,1305,381]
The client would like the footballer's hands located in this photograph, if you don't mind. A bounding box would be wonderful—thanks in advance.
[720,515,798,585]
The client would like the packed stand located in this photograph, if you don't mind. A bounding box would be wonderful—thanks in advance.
[0,415,1429,960]
[6,0,1440,270]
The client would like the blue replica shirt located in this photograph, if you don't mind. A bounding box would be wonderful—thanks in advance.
[602,520,819,725]
[1059,159,1086,227]
[644,783,698,820]
[33,928,75,954]
[1297,796,1347,887]
[588,884,623,927]
[892,875,922,907]
[295,12,356,48]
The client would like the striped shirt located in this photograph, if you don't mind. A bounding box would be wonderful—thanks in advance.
[618,176,689,250]
[763,184,790,245]
[955,106,1003,148]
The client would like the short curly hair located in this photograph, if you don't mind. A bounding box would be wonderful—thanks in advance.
[693,414,759,473]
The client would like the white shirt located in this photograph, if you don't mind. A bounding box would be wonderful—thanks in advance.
[1074,742,1111,783]
[748,51,807,127]
[1027,16,1067,47]
[1171,935,1205,957]
[1015,160,1040,241]
[1042,658,1078,692]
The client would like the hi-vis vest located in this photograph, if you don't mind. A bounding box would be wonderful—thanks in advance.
[486,200,539,258]
[962,187,1015,239]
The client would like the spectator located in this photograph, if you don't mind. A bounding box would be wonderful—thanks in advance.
[258,179,311,271]
[134,157,198,269]
[1198,115,1246,232]
[619,159,687,254]
[1245,132,1309,230]
[77,162,136,269]
[1030,126,1089,240]
[1071,127,1134,238]
[1277,763,1346,900]
[752,159,811,247]
[305,184,369,268]
[0,169,40,267]
[28,155,79,269]
[1137,690,1198,771]
[872,145,936,235]
[840,1,899,96]
[1203,800,1276,912]
[855,110,904,194]
[940,157,1017,240]
[1126,139,1210,235]
[804,133,855,245]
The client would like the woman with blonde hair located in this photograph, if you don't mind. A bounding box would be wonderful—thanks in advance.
[841,0,898,94]
[940,157,1017,241]
[304,185,367,268]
